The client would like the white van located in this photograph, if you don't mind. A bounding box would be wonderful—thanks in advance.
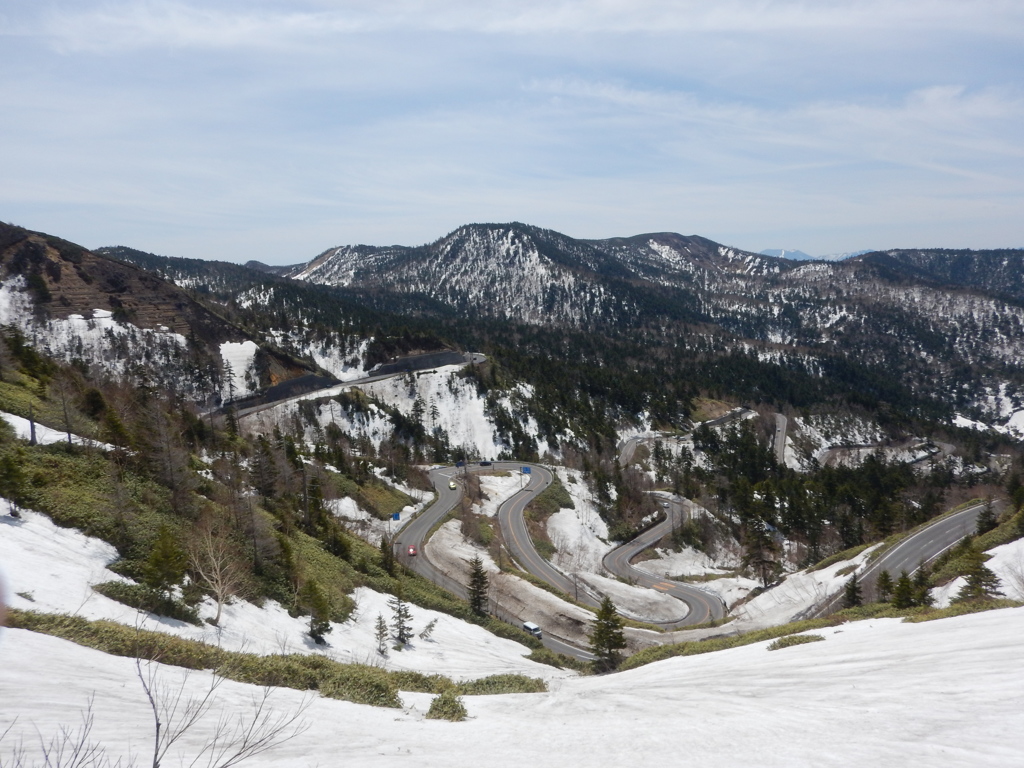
[522,621,542,639]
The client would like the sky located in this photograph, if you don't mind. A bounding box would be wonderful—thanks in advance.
[1,1,1023,264]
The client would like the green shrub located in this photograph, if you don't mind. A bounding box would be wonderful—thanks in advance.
[525,475,574,520]
[425,689,468,721]
[767,634,825,651]
[455,674,546,695]
[93,581,200,625]
[902,599,1022,623]
[526,647,587,671]
[809,543,871,571]
[318,667,403,708]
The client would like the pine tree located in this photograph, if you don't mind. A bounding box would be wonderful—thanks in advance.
[299,579,332,644]
[876,570,894,602]
[389,593,413,646]
[891,570,916,609]
[375,613,389,655]
[468,556,489,616]
[418,618,438,641]
[143,526,188,596]
[954,548,1004,602]
[380,533,396,576]
[912,562,934,607]
[975,500,998,536]
[589,596,627,673]
[843,573,862,608]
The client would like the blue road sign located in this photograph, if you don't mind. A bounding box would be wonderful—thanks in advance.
[392,512,401,521]
[521,466,531,474]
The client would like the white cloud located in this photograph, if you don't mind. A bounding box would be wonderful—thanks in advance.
[22,1,1024,53]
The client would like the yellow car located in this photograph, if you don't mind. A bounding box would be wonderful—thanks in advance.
[448,480,458,490]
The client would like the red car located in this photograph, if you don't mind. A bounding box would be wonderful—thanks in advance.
[407,544,418,556]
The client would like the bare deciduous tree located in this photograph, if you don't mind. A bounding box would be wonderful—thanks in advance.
[135,658,310,768]
[188,529,245,627]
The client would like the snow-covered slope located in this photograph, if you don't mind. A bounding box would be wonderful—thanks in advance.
[0,506,559,682]
[3,602,1022,765]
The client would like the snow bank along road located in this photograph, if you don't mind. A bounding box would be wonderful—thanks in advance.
[232,351,477,420]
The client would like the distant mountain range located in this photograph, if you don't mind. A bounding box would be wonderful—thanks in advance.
[760,248,873,261]
[1,219,1017,424]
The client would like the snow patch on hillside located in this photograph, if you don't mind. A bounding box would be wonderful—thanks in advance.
[787,413,887,469]
[547,468,610,575]
[220,340,260,400]
[1,411,114,450]
[0,277,190,387]
[360,367,551,459]
[267,331,369,381]
[931,538,1024,606]
[0,504,557,682]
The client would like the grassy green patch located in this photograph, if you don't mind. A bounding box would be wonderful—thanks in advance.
[6,610,546,708]
[810,543,871,571]
[525,474,574,521]
[526,647,588,671]
[455,674,547,695]
[767,633,824,651]
[92,581,200,625]
[354,480,416,520]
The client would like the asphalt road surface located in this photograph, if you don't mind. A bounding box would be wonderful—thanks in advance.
[774,413,788,465]
[601,495,726,628]
[809,500,997,618]
[398,462,591,659]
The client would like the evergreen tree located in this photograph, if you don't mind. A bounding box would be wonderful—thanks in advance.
[418,618,438,641]
[843,573,862,609]
[876,570,894,602]
[975,500,998,536]
[389,593,413,646]
[143,526,188,596]
[954,548,1004,602]
[375,613,389,655]
[468,556,489,616]
[589,596,627,673]
[299,579,332,644]
[891,570,916,609]
[380,533,396,576]
[912,562,934,607]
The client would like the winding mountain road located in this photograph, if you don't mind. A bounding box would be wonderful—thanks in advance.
[602,495,726,628]
[398,459,727,657]
[397,462,588,659]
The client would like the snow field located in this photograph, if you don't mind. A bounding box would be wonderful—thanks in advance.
[0,505,558,683]
[15,587,1023,766]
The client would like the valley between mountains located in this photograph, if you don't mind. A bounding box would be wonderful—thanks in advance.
[2,220,1023,766]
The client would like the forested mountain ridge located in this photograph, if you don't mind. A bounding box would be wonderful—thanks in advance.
[0,224,318,401]
[91,223,1024,430]
[283,223,1024,424]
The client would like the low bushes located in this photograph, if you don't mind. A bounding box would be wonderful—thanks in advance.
[92,581,200,625]
[767,634,824,651]
[7,609,548,709]
[425,690,467,722]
